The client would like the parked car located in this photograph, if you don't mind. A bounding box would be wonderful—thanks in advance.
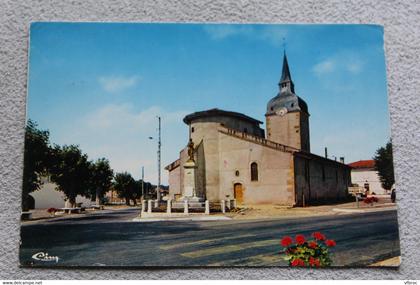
[391,184,396,203]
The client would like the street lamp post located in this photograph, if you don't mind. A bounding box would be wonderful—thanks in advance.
[149,116,162,201]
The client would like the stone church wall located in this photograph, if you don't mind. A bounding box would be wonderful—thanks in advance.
[167,164,181,199]
[217,132,295,205]
[190,121,221,202]
[266,112,304,150]
[294,155,351,206]
[299,112,310,152]
[168,147,188,200]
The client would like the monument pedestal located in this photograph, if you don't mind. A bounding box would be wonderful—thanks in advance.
[183,159,197,198]
[172,159,205,209]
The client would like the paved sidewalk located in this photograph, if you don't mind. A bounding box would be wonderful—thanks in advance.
[369,256,401,267]
[22,205,139,223]
[25,197,396,222]
[226,199,397,220]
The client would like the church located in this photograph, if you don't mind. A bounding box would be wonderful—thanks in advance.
[165,53,351,207]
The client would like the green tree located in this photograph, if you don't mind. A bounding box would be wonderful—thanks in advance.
[22,120,52,211]
[88,158,114,205]
[373,140,395,190]
[49,145,91,207]
[114,172,137,205]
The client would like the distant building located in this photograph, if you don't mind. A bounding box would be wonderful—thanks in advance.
[348,160,387,195]
[105,189,125,204]
[165,52,352,206]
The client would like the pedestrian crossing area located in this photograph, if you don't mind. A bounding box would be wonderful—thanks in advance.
[158,233,285,266]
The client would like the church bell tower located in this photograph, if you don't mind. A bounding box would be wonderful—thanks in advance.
[265,52,310,152]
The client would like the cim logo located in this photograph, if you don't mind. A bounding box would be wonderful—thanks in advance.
[32,252,59,263]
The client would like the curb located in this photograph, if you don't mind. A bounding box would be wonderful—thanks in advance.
[332,206,397,214]
[132,216,232,222]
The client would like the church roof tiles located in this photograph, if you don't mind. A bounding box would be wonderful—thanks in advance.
[183,108,263,125]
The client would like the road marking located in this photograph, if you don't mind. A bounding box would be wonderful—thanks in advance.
[181,239,278,258]
[159,234,256,250]
[208,253,284,266]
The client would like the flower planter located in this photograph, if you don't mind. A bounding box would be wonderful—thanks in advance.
[280,232,336,267]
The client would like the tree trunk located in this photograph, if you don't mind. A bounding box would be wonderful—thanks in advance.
[125,197,130,206]
[68,196,76,208]
[22,192,29,212]
[95,188,102,205]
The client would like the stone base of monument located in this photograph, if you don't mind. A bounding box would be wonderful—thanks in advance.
[132,212,231,222]
[134,198,236,222]
[172,196,205,210]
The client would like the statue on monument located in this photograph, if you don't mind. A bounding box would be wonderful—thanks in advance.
[187,138,195,162]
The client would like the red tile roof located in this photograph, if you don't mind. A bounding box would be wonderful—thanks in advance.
[348,160,376,169]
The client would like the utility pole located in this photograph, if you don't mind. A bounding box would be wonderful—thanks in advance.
[157,116,161,201]
[148,116,162,201]
[141,166,144,199]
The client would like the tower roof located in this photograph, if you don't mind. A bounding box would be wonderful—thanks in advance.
[279,52,292,84]
[266,52,308,116]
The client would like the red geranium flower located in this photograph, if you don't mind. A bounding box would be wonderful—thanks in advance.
[308,241,318,249]
[291,258,305,267]
[309,257,320,267]
[47,207,57,213]
[282,231,336,267]
[325,239,336,247]
[295,234,306,245]
[312,231,326,241]
[281,236,293,247]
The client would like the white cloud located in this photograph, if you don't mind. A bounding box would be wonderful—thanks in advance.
[203,25,253,40]
[98,75,140,93]
[61,104,191,185]
[203,25,287,46]
[347,60,363,74]
[312,51,365,77]
[312,59,336,75]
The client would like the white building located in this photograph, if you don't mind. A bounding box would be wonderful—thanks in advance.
[348,160,388,195]
[30,177,94,209]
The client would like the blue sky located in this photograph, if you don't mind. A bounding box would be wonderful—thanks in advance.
[27,23,390,184]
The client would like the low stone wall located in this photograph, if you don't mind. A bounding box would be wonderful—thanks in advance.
[140,199,237,217]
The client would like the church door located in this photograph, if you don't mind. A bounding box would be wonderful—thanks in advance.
[234,183,244,205]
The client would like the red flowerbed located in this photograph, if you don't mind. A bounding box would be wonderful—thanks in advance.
[364,196,379,204]
[47,207,58,214]
[280,232,336,267]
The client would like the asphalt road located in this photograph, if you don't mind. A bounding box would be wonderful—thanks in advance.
[19,208,400,267]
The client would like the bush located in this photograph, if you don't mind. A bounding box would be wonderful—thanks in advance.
[280,232,336,267]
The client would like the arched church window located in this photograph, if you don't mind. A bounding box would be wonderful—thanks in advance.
[250,162,258,181]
